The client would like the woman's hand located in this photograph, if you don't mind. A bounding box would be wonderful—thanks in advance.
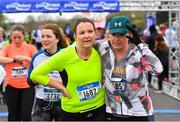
[14,55,31,62]
[60,86,71,99]
[0,57,14,64]
[126,26,143,46]
[49,76,71,99]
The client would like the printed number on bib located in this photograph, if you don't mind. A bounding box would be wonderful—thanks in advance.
[111,78,126,94]
[76,81,101,102]
[12,67,28,77]
[44,88,61,102]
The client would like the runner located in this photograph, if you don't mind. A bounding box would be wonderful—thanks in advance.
[30,18,105,121]
[0,25,37,121]
[97,16,163,121]
[28,23,67,121]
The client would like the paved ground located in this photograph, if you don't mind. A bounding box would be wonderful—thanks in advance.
[0,87,180,121]
[149,87,180,121]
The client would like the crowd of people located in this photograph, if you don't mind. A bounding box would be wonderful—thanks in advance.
[144,22,178,93]
[0,14,175,121]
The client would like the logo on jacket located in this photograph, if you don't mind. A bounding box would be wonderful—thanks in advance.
[113,67,125,76]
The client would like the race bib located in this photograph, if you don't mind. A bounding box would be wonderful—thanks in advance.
[111,78,126,94]
[44,88,61,102]
[76,81,101,102]
[12,67,28,77]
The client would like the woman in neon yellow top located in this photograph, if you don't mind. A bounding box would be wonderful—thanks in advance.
[30,18,105,121]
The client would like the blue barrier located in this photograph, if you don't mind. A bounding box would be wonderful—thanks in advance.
[1,109,180,118]
[155,109,180,114]
[0,112,8,117]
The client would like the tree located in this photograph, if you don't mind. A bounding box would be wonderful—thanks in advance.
[0,14,5,24]
[0,13,10,29]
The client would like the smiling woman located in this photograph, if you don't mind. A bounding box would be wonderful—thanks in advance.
[28,23,67,121]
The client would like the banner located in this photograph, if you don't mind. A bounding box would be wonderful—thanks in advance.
[0,0,120,12]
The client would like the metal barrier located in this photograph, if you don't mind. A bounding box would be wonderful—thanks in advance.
[151,76,180,100]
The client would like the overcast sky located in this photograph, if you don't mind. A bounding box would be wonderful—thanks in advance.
[3,12,82,23]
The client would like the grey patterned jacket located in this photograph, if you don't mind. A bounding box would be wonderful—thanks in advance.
[97,41,163,116]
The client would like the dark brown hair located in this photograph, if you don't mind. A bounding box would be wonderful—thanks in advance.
[10,25,25,36]
[73,18,95,34]
[154,34,169,53]
[41,23,67,48]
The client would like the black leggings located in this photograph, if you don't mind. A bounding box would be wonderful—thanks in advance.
[61,104,106,121]
[5,85,35,121]
[32,98,62,121]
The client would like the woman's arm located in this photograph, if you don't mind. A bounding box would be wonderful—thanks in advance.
[30,61,70,98]
[14,55,32,63]
[30,49,70,98]
[48,76,70,98]
[138,43,163,75]
[0,56,14,64]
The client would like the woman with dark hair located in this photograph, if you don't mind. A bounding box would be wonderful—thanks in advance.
[28,23,67,121]
[0,25,37,121]
[96,16,163,121]
[30,18,105,121]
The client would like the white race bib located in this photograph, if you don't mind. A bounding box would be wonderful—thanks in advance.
[111,78,126,94]
[12,67,28,77]
[76,81,101,102]
[44,88,61,102]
